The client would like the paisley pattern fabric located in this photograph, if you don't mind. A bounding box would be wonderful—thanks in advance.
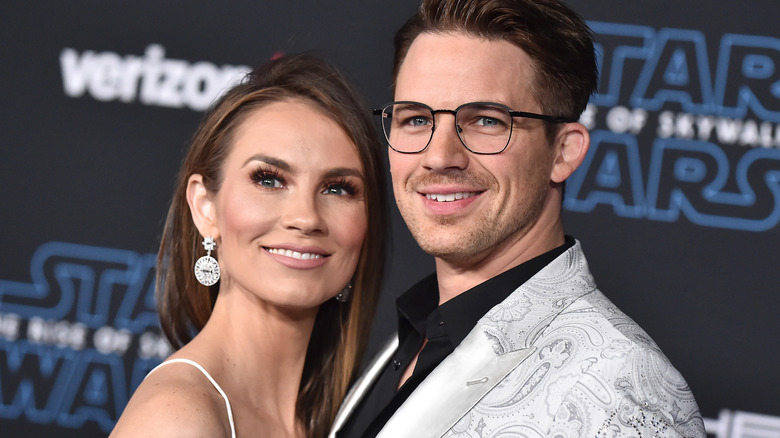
[362,241,706,438]
[440,241,705,438]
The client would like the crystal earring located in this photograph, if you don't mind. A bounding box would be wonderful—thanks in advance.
[335,282,352,302]
[194,236,220,286]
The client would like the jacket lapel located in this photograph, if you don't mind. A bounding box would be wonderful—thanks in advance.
[334,241,595,438]
[376,240,595,437]
[329,337,399,438]
[376,324,535,437]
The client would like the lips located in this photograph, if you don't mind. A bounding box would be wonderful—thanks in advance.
[417,188,483,216]
[263,245,330,270]
[424,192,480,202]
[264,247,325,260]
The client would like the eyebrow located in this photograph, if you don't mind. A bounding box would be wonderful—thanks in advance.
[242,154,291,172]
[323,167,364,180]
[242,154,364,180]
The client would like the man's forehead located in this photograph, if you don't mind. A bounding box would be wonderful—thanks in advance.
[394,32,538,109]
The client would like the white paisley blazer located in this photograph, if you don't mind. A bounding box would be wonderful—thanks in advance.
[331,240,706,438]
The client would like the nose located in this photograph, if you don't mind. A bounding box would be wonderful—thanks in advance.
[280,191,326,235]
[420,112,470,172]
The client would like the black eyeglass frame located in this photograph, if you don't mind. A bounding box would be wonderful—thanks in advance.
[373,101,576,155]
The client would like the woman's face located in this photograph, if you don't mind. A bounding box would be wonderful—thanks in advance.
[206,99,367,309]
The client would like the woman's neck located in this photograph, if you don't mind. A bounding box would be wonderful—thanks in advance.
[177,286,319,436]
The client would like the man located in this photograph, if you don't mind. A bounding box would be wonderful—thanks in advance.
[334,0,705,437]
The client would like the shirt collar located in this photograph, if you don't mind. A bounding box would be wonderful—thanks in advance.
[396,236,576,348]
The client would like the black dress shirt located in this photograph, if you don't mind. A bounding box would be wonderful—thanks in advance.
[337,237,575,438]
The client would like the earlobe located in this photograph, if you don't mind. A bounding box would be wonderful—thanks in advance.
[550,123,590,183]
[186,174,219,239]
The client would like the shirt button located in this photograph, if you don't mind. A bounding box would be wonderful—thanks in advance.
[393,359,402,369]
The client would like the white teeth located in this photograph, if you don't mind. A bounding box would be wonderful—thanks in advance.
[425,192,477,202]
[266,248,323,259]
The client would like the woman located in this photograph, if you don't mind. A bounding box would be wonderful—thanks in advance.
[111,54,387,438]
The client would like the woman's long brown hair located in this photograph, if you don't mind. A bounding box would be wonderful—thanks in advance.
[156,53,387,438]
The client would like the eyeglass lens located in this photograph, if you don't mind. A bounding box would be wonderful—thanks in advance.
[380,102,513,154]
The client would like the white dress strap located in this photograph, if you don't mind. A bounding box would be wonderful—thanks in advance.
[147,358,237,438]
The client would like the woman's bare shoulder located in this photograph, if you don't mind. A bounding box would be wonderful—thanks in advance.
[110,361,232,438]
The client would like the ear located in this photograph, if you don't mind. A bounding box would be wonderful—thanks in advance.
[186,174,220,240]
[550,122,590,184]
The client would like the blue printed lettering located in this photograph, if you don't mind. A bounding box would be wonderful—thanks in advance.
[715,34,780,121]
[565,131,645,218]
[589,22,655,107]
[632,29,714,113]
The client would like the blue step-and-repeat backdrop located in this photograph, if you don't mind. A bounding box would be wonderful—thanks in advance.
[1,1,778,436]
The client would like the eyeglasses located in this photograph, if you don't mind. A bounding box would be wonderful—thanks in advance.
[373,101,573,155]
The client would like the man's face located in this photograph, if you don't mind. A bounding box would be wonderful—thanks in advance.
[389,32,560,267]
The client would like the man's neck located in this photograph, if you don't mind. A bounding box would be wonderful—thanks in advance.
[435,222,565,305]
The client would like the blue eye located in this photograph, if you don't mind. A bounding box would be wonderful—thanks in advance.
[408,116,430,127]
[325,186,347,195]
[475,117,501,127]
[323,179,358,196]
[259,175,282,188]
[251,168,284,188]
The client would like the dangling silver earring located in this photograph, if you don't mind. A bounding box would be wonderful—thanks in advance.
[194,236,220,286]
[335,282,352,302]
